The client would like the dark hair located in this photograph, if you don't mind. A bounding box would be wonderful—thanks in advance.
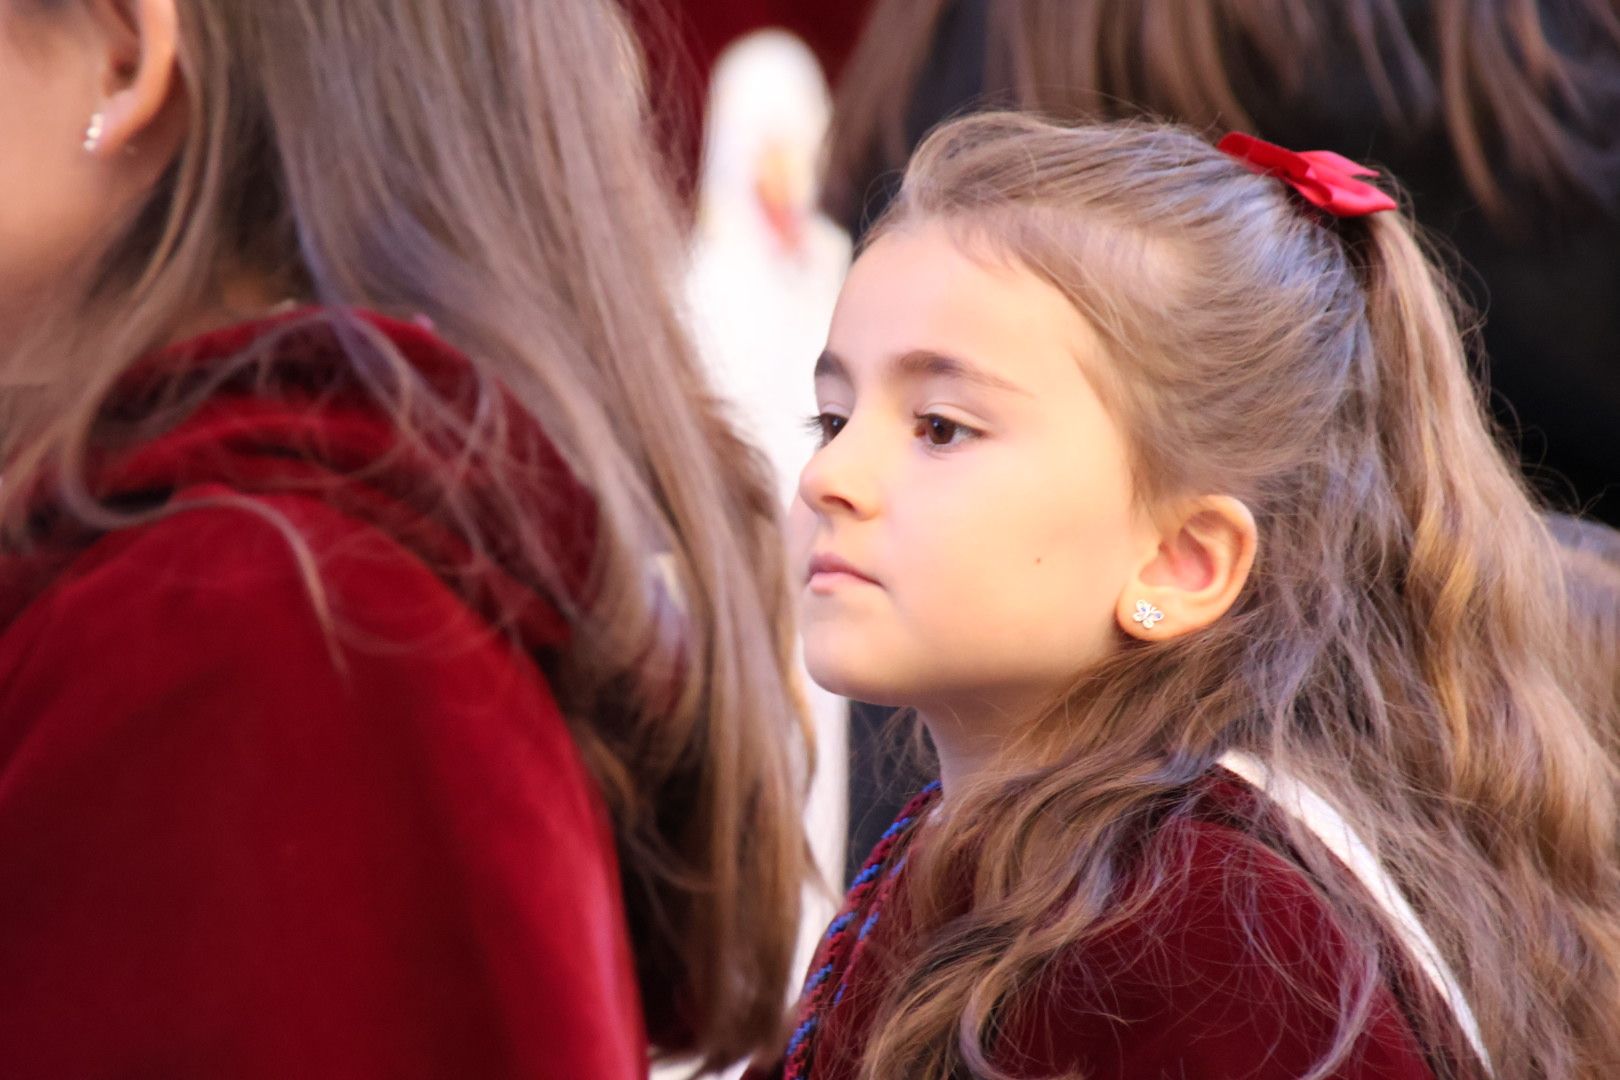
[826,0,1620,225]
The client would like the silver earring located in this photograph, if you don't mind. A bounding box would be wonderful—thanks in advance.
[1131,600,1165,630]
[83,112,106,153]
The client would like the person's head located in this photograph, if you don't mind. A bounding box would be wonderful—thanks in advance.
[795,113,1620,1078]
[795,217,1255,747]
[0,0,809,1068]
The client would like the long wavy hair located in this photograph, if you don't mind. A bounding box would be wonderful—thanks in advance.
[849,114,1620,1079]
[0,0,809,1069]
[826,0,1620,225]
[1551,515,1620,758]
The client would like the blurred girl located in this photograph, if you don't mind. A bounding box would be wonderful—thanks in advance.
[0,1,808,1076]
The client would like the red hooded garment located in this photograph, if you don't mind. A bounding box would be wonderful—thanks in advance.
[0,313,647,1077]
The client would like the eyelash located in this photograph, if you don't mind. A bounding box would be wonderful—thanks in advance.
[802,412,982,450]
[803,413,846,446]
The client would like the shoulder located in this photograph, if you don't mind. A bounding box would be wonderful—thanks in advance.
[1009,815,1437,1079]
[0,484,592,820]
[0,488,643,1077]
[1065,815,1356,1016]
[5,484,461,678]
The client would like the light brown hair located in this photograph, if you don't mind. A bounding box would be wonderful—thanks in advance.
[853,114,1620,1079]
[1550,514,1620,764]
[1,0,809,1069]
[826,0,1620,225]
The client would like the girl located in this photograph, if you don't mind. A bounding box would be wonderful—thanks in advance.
[824,0,1620,884]
[0,1,807,1076]
[765,114,1620,1079]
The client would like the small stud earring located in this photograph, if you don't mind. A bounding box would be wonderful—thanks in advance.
[83,112,106,153]
[1131,600,1165,630]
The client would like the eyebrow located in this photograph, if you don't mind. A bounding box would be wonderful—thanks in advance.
[814,348,1032,397]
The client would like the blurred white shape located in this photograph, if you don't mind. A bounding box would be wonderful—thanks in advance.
[660,28,852,1080]
[689,30,853,508]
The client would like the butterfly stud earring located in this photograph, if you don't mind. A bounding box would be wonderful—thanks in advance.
[1132,600,1165,631]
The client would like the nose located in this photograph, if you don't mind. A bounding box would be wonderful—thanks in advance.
[797,418,880,521]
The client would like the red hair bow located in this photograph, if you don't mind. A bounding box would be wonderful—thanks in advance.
[1217,132,1397,217]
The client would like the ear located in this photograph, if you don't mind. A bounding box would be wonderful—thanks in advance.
[82,0,182,159]
[1116,495,1257,640]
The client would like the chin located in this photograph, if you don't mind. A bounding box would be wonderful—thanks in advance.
[802,644,915,706]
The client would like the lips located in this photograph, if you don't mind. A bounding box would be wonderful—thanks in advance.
[806,552,880,588]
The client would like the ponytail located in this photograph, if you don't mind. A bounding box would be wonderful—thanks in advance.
[1346,210,1620,1071]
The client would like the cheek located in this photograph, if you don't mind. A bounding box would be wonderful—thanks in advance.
[797,441,1143,703]
[0,58,101,323]
[786,496,815,567]
[899,457,1137,657]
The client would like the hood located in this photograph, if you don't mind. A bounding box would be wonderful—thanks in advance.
[1,309,596,654]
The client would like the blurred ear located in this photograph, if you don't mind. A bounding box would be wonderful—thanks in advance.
[82,0,182,159]
[1116,495,1257,640]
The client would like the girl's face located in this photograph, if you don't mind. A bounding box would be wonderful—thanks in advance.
[0,4,107,339]
[792,221,1154,721]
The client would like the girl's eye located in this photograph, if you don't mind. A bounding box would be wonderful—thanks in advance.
[913,413,978,448]
[804,412,847,446]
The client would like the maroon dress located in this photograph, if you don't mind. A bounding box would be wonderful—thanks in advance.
[753,776,1471,1080]
[0,313,648,1077]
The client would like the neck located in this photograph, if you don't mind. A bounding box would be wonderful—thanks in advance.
[162,273,303,349]
[915,699,1022,799]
